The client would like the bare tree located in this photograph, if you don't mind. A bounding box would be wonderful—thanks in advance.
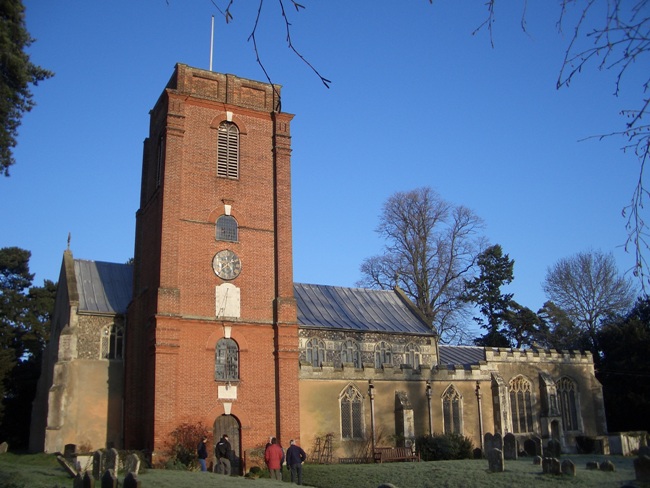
[358,187,485,344]
[542,250,636,354]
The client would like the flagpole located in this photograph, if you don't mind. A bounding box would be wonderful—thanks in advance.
[209,15,215,71]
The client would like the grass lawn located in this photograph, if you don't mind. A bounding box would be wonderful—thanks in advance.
[0,452,647,488]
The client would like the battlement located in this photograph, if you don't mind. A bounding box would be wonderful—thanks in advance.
[484,347,593,364]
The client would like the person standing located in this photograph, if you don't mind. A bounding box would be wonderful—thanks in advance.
[264,437,285,481]
[285,439,307,485]
[197,436,208,472]
[215,434,232,475]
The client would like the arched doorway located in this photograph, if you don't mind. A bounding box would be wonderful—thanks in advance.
[214,414,241,475]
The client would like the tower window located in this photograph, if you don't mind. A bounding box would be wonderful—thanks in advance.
[216,215,238,242]
[215,338,239,381]
[217,122,239,179]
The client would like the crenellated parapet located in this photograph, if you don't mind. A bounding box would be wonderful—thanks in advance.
[485,347,594,365]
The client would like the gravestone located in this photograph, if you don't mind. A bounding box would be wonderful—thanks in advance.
[586,461,600,470]
[73,472,83,488]
[487,448,504,473]
[634,455,650,482]
[56,454,78,478]
[0,441,8,454]
[473,447,482,459]
[542,457,561,475]
[124,472,142,488]
[561,459,576,476]
[92,450,106,480]
[484,433,494,452]
[124,453,141,475]
[533,455,542,465]
[101,469,117,488]
[547,439,561,458]
[503,433,517,460]
[523,439,537,457]
[105,448,119,477]
[64,443,76,459]
[600,459,616,472]
[82,471,95,488]
[532,435,543,457]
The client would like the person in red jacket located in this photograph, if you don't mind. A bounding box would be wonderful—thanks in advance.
[264,437,285,480]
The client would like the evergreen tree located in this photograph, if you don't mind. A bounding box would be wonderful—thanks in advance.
[0,247,55,448]
[463,244,514,347]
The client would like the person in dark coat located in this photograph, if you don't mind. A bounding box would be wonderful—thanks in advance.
[285,439,307,485]
[197,436,208,472]
[264,437,285,480]
[215,434,232,475]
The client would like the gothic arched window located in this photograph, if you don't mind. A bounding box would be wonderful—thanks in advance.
[442,384,462,434]
[374,341,392,368]
[340,384,364,439]
[509,375,535,433]
[405,343,421,368]
[215,338,239,381]
[341,340,362,368]
[306,338,326,367]
[216,215,238,242]
[557,377,580,432]
[100,323,124,360]
[217,122,239,179]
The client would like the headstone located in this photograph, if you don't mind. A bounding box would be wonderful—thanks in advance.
[83,471,95,488]
[484,433,494,452]
[105,448,119,477]
[73,473,84,488]
[0,441,8,453]
[473,447,482,459]
[532,435,543,457]
[124,472,142,488]
[524,438,537,457]
[533,455,542,465]
[101,469,117,488]
[547,439,561,458]
[634,455,650,482]
[92,450,105,480]
[600,459,616,472]
[503,433,517,460]
[64,443,77,459]
[586,461,600,470]
[124,453,141,475]
[542,457,561,475]
[487,448,504,473]
[56,454,78,478]
[493,433,503,451]
[561,459,576,476]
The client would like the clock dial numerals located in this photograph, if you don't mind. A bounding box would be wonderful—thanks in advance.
[212,250,241,280]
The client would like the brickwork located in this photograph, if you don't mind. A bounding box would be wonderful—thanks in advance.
[125,64,298,459]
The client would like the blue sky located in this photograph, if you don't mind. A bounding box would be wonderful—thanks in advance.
[4,1,644,320]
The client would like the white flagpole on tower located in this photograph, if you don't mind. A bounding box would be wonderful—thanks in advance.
[209,15,215,71]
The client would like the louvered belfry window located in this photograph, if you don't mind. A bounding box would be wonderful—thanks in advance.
[217,121,239,179]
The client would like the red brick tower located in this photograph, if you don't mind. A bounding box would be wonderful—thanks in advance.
[124,64,299,468]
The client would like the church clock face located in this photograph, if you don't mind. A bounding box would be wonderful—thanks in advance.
[212,250,242,280]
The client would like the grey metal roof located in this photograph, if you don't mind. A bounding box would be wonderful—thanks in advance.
[438,345,485,367]
[294,283,434,335]
[74,260,132,314]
